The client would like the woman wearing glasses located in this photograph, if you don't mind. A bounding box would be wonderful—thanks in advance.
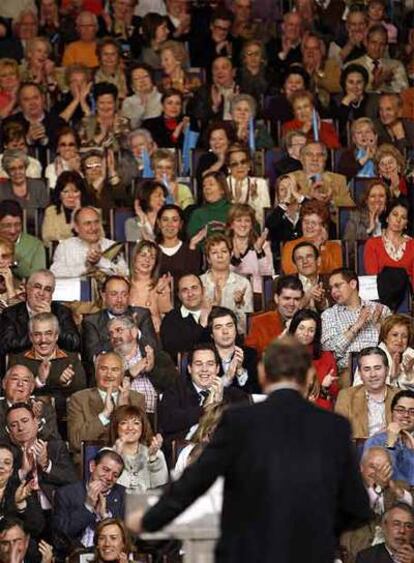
[226,143,270,227]
[45,127,81,189]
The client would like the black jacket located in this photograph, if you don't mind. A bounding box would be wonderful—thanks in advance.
[0,301,80,356]
[356,543,393,562]
[145,389,370,563]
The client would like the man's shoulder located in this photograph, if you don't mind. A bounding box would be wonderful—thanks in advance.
[82,309,106,326]
[250,310,282,326]
[356,543,391,562]
[56,479,84,499]
[70,387,98,403]
[51,301,72,317]
[18,232,44,249]
[1,301,26,319]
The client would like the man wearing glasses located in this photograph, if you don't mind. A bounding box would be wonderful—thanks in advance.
[365,390,414,486]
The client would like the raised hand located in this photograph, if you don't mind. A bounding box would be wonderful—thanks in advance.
[37,360,51,386]
[148,433,163,458]
[38,540,54,563]
[31,439,49,471]
[234,286,246,307]
[189,226,208,250]
[59,364,75,386]
[14,481,33,506]
[254,228,268,253]
[144,345,155,372]
[321,369,338,389]
[96,492,107,519]
[102,385,115,418]
[86,480,104,508]
[118,378,131,406]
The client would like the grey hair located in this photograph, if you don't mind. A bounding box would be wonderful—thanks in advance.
[27,269,55,288]
[360,446,391,466]
[107,315,136,332]
[4,364,34,382]
[127,128,154,147]
[299,141,328,160]
[230,93,257,118]
[76,10,98,26]
[2,149,29,174]
[28,312,60,335]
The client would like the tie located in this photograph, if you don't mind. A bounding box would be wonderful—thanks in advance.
[372,59,380,72]
[199,390,210,405]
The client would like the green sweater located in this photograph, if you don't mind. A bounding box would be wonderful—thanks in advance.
[187,199,231,239]
[15,232,46,279]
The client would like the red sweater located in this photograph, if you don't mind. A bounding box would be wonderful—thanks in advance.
[282,119,341,149]
[313,350,339,411]
[364,236,414,287]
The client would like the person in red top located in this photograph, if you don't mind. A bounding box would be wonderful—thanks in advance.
[364,199,414,287]
[244,275,303,356]
[282,90,341,149]
[288,308,339,410]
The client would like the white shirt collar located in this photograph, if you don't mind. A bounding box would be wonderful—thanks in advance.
[180,305,201,322]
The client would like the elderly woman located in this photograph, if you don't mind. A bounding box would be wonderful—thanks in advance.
[0,59,20,119]
[152,148,194,209]
[282,199,343,274]
[187,171,232,240]
[159,40,201,97]
[288,141,354,208]
[195,121,236,194]
[142,88,190,149]
[140,12,170,69]
[81,149,127,213]
[44,126,81,189]
[282,90,341,148]
[236,40,275,104]
[344,180,390,244]
[118,128,156,187]
[354,315,414,390]
[226,203,274,295]
[0,122,41,179]
[121,63,162,129]
[94,37,128,100]
[334,64,377,146]
[337,117,379,181]
[0,149,48,226]
[0,236,25,310]
[57,64,93,128]
[364,199,414,287]
[229,93,273,150]
[42,170,90,245]
[129,240,173,332]
[78,82,130,151]
[375,143,409,199]
[111,405,168,493]
[201,233,253,334]
[19,36,57,92]
[226,143,271,227]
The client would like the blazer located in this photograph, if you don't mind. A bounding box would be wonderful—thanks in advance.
[14,232,46,280]
[143,389,370,563]
[0,301,80,356]
[0,398,60,442]
[289,170,355,208]
[355,543,393,563]
[158,377,248,441]
[9,440,77,502]
[335,384,398,439]
[160,308,209,359]
[244,310,285,356]
[81,306,158,367]
[53,480,125,545]
[67,387,145,459]
[282,236,343,275]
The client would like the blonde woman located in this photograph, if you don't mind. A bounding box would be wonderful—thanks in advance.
[152,148,194,209]
[375,143,408,199]
[159,40,201,96]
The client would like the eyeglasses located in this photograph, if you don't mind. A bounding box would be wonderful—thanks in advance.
[8,165,26,173]
[393,406,414,416]
[229,158,249,167]
[85,162,102,169]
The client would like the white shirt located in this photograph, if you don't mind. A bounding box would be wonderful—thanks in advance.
[50,237,129,279]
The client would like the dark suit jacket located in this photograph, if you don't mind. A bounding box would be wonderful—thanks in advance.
[0,398,60,442]
[158,377,248,441]
[53,480,125,544]
[356,543,393,563]
[2,110,65,153]
[82,306,157,367]
[10,440,77,502]
[141,115,185,149]
[160,308,208,359]
[144,389,370,563]
[0,301,80,356]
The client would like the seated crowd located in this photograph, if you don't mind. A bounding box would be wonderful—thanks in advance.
[2,0,414,560]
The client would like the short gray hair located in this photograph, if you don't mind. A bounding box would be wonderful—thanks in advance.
[2,149,29,174]
[107,315,136,332]
[28,312,60,335]
[230,93,257,118]
[27,269,55,288]
[128,128,154,147]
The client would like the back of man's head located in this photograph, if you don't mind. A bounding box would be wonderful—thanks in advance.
[262,336,311,386]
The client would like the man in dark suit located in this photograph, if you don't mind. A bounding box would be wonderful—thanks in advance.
[0,517,45,563]
[136,337,370,562]
[0,269,80,356]
[82,275,157,378]
[160,273,210,360]
[0,364,60,441]
[208,306,259,393]
[159,342,248,444]
[5,403,77,503]
[53,449,125,552]
[356,503,414,562]
[292,241,331,311]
